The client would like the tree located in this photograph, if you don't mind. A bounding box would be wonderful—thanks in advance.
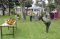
[0,0,21,16]
[15,0,20,6]
[55,0,60,16]
[20,0,32,20]
[55,0,60,5]
[48,4,55,11]
[0,0,7,16]
[25,1,32,15]
[7,0,14,16]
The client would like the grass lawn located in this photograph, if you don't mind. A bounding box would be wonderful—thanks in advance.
[0,15,60,39]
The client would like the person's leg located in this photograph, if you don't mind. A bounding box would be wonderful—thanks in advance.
[45,22,51,33]
[52,13,54,19]
[30,16,32,21]
[50,13,52,19]
[46,25,48,33]
[50,13,54,19]
[54,13,58,19]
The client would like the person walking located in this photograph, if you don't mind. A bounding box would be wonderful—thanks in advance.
[42,10,51,33]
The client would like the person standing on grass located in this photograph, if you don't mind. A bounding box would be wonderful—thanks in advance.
[34,12,38,21]
[42,10,51,33]
[28,10,32,21]
[53,8,58,19]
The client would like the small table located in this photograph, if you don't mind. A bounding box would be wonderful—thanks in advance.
[0,21,16,39]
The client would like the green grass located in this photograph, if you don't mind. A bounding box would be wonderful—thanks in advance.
[0,15,60,39]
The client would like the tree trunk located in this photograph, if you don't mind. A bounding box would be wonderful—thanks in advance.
[22,7,26,20]
[2,5,5,16]
[26,7,28,15]
[9,7,10,16]
[2,10,5,16]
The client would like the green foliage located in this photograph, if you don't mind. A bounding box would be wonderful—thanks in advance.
[55,0,60,5]
[25,2,32,7]
[48,4,55,11]
[20,0,32,7]
[15,0,20,6]
[9,2,14,8]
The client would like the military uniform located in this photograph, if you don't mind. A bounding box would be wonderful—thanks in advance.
[42,11,51,33]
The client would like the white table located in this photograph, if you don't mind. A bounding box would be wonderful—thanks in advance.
[0,21,16,39]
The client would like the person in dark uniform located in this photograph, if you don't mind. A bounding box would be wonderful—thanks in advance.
[45,21,51,33]
[42,11,51,33]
